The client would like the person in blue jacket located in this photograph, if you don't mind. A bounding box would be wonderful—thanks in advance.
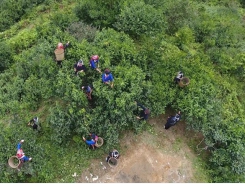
[164,111,181,129]
[90,55,101,73]
[136,101,150,120]
[83,136,96,149]
[102,69,114,88]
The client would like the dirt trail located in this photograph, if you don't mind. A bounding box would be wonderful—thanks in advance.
[77,114,205,183]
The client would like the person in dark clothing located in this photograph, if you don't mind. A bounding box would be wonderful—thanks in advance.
[136,101,150,120]
[54,41,70,67]
[27,117,39,130]
[81,85,92,100]
[164,111,181,129]
[174,71,184,84]
[74,60,86,75]
[106,149,120,162]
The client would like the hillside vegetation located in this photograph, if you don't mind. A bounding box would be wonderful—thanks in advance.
[0,0,245,182]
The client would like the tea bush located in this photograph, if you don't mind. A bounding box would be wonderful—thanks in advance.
[1,0,245,183]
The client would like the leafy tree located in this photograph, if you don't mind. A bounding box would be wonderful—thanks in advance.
[114,0,165,38]
[0,42,13,71]
[67,21,98,42]
[0,0,45,32]
[74,0,123,28]
[164,0,195,34]
[92,28,137,66]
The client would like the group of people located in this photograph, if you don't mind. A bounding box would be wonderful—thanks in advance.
[54,41,114,100]
[82,133,120,163]
[9,42,185,171]
[32,42,182,166]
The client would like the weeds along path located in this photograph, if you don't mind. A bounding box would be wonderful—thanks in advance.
[77,114,209,183]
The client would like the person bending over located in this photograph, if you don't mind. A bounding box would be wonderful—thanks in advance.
[164,111,181,129]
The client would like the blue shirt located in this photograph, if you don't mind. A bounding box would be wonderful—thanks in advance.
[90,59,99,69]
[102,73,114,83]
[86,140,95,146]
[17,143,22,150]
[86,86,91,93]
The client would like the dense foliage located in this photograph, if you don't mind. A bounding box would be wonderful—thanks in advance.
[0,0,245,182]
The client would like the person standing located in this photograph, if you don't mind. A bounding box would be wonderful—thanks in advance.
[90,55,101,73]
[54,41,70,67]
[164,111,181,129]
[102,69,114,88]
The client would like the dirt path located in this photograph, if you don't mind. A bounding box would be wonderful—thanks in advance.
[76,114,207,183]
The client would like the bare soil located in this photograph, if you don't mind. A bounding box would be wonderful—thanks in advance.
[76,114,207,183]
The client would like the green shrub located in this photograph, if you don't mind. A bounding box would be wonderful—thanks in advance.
[67,21,98,42]
[74,0,123,28]
[114,0,165,38]
[0,0,45,32]
[0,42,13,71]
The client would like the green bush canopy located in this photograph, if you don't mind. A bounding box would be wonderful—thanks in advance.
[0,0,245,182]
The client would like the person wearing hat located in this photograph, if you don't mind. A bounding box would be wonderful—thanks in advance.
[89,55,101,73]
[81,85,92,100]
[135,101,150,120]
[164,111,181,129]
[74,59,86,75]
[82,136,96,149]
[106,149,120,162]
[102,69,114,88]
[174,71,184,84]
[27,117,39,130]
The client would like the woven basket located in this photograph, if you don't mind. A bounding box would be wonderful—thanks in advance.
[108,157,118,167]
[179,77,190,87]
[8,156,21,168]
[95,137,104,147]
[54,49,65,61]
